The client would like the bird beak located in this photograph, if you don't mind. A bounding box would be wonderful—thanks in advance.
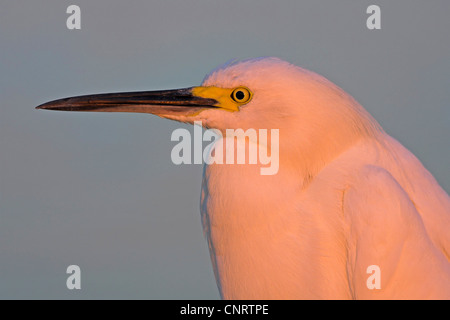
[36,87,219,117]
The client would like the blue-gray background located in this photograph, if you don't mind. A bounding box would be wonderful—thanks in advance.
[0,0,449,299]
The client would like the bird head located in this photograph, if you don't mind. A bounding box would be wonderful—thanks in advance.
[37,57,381,177]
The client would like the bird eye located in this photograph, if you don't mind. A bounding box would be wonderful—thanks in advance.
[231,87,252,104]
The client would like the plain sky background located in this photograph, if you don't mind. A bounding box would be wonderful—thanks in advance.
[0,0,449,299]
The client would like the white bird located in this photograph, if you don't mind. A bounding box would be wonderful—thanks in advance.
[37,57,450,299]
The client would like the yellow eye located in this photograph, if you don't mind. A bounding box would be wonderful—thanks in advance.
[230,87,252,104]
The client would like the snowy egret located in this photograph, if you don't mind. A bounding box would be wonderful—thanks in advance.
[37,57,450,299]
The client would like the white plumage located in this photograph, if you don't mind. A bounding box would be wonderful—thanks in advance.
[38,57,450,299]
[195,58,450,299]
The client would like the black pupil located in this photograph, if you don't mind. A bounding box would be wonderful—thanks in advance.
[235,90,245,100]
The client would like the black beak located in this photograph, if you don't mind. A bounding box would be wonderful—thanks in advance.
[36,87,218,116]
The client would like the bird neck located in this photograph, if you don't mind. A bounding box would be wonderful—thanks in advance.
[279,107,383,187]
